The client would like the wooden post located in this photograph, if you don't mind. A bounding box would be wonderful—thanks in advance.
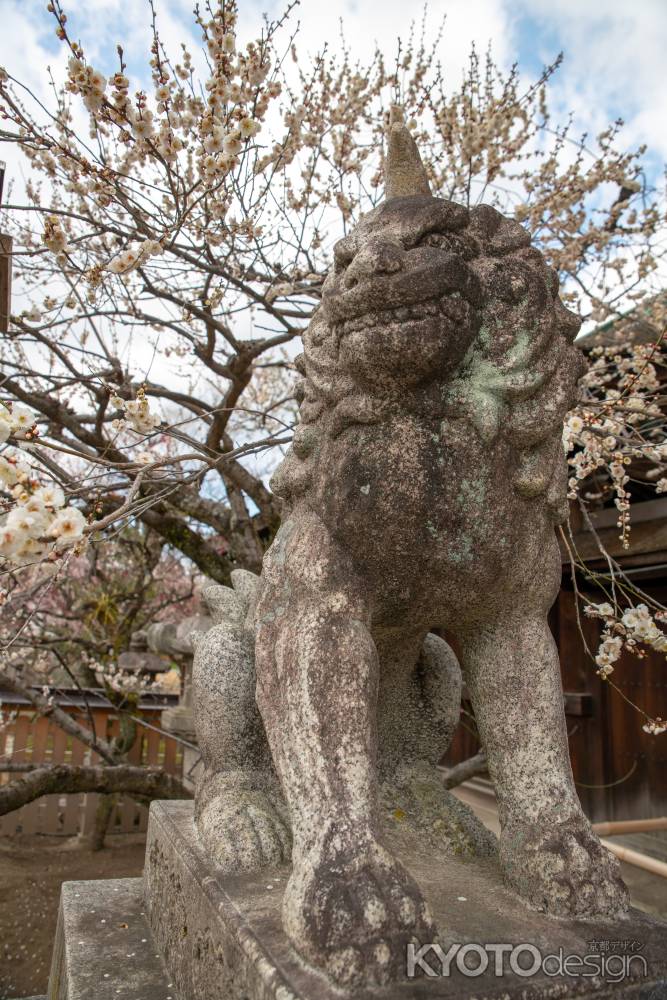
[0,232,10,333]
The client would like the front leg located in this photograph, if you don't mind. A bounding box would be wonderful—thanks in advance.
[459,580,628,918]
[255,513,434,988]
[192,575,291,873]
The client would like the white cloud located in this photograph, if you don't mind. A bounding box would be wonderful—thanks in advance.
[284,0,513,72]
[510,0,667,163]
[3,0,664,164]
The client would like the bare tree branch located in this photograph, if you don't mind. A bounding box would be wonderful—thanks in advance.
[0,763,190,816]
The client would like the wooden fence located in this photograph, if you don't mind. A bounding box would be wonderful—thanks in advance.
[0,688,184,837]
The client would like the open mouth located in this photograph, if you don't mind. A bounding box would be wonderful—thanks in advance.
[334,295,463,337]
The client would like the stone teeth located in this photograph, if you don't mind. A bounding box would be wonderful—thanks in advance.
[339,296,447,333]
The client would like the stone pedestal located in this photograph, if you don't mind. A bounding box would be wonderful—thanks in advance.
[47,877,172,1000]
[49,800,667,999]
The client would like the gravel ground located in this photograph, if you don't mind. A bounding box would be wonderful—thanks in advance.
[0,834,146,999]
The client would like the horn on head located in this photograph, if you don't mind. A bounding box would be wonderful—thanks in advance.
[385,105,431,200]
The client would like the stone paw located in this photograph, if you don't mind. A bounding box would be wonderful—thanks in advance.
[283,834,436,988]
[501,812,629,919]
[196,786,292,873]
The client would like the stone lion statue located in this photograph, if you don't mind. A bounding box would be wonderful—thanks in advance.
[192,108,628,989]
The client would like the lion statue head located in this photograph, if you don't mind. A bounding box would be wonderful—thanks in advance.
[272,108,585,521]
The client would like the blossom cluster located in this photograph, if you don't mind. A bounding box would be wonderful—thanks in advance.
[583,600,667,737]
[64,4,267,192]
[42,215,70,257]
[642,718,667,736]
[109,387,161,436]
[564,340,665,547]
[1,398,88,564]
[107,238,163,275]
[0,470,86,564]
[65,57,106,114]
[585,601,667,674]
[97,664,147,695]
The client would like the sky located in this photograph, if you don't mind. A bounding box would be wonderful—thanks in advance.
[1,0,666,176]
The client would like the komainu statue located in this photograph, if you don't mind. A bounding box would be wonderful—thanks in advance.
[192,107,629,989]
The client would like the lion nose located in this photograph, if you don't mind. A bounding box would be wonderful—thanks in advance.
[343,239,404,289]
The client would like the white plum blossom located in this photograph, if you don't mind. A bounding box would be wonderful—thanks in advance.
[100,665,147,695]
[585,597,667,683]
[595,657,614,679]
[0,404,11,444]
[584,602,614,620]
[132,114,154,141]
[564,341,664,548]
[17,496,51,533]
[238,116,260,140]
[6,509,40,536]
[47,506,87,546]
[0,524,24,558]
[0,452,30,486]
[0,460,84,565]
[33,484,66,509]
[8,403,37,438]
[642,718,667,736]
[0,402,37,441]
[0,456,19,485]
[622,604,651,632]
[594,630,626,678]
[66,56,107,114]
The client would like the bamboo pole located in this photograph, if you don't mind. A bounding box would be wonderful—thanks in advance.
[601,839,667,880]
[593,817,667,836]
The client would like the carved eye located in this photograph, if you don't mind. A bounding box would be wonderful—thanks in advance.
[419,232,451,249]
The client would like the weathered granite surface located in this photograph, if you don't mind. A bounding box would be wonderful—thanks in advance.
[140,800,667,1000]
[46,877,172,1000]
[192,569,495,876]
[191,105,629,990]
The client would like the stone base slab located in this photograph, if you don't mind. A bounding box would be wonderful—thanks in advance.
[46,877,172,1000]
[142,800,667,999]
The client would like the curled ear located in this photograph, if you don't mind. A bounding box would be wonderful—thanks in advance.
[231,568,261,629]
[200,585,243,626]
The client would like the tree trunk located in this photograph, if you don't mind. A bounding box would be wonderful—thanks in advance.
[87,793,116,851]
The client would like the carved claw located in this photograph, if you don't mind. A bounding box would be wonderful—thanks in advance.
[501,812,629,918]
[283,834,435,988]
[196,777,291,874]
